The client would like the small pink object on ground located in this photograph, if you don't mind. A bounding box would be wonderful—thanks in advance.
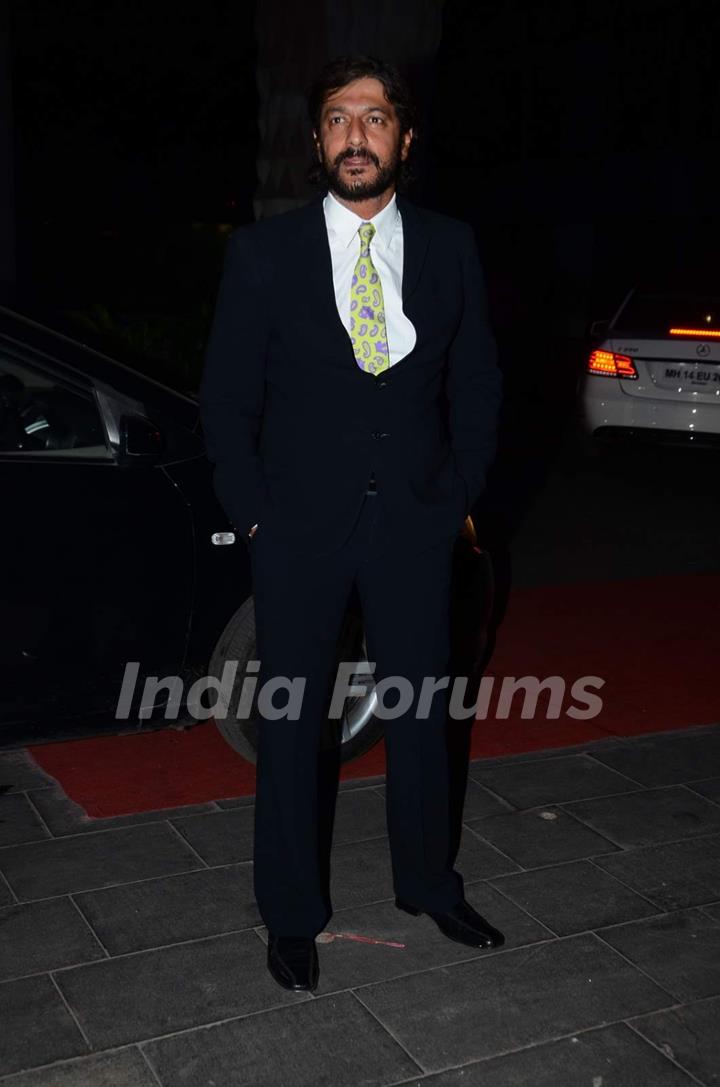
[318,931,406,949]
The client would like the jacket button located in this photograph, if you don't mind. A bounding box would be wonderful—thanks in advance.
[377,380,387,388]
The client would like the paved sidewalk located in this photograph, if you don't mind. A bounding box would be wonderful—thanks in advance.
[0,725,719,1086]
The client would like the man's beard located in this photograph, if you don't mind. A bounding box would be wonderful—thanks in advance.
[320,145,402,201]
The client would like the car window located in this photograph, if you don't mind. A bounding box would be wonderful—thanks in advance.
[613,293,720,336]
[0,354,111,458]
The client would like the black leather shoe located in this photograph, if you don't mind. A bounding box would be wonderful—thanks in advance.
[396,897,505,949]
[267,934,319,992]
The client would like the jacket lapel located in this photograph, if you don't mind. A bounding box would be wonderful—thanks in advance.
[396,194,430,305]
[301,195,337,300]
[299,196,355,348]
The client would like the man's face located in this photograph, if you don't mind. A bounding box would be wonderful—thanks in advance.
[314,76,413,202]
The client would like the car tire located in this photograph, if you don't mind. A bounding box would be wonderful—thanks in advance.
[208,597,383,765]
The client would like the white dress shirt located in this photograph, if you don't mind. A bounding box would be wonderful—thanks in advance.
[322,191,417,367]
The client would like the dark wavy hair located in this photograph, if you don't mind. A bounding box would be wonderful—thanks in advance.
[306,55,418,190]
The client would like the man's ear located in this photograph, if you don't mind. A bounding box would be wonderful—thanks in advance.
[312,130,322,160]
[401,127,414,161]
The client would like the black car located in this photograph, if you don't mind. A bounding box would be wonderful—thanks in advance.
[0,306,492,762]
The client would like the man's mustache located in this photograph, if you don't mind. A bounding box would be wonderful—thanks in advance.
[334,148,380,168]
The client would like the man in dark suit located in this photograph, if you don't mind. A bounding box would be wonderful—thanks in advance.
[200,55,504,992]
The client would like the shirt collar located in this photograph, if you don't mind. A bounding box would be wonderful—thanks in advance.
[323,190,399,251]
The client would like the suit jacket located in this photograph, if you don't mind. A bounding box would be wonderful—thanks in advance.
[199,193,502,557]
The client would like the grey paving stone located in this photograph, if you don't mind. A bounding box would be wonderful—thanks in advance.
[591,731,720,787]
[330,829,519,913]
[331,788,387,845]
[0,794,50,846]
[0,975,87,1077]
[702,901,720,923]
[688,776,720,804]
[595,834,720,910]
[338,774,387,791]
[0,823,201,900]
[0,898,106,981]
[632,995,720,1087]
[329,837,395,909]
[357,933,671,1071]
[29,784,217,837]
[563,786,720,847]
[470,754,638,809]
[458,878,556,948]
[375,779,514,819]
[143,990,419,1087]
[171,807,254,865]
[491,859,658,936]
[334,821,522,900]
[0,873,13,906]
[469,737,645,770]
[319,883,552,992]
[0,751,54,794]
[216,777,389,809]
[467,807,618,868]
[74,863,260,955]
[454,825,521,880]
[213,794,256,809]
[457,779,516,819]
[599,909,720,1002]
[393,1022,697,1086]
[55,929,306,1049]
[0,1048,157,1086]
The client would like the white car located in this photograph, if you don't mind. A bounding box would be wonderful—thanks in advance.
[579,288,720,448]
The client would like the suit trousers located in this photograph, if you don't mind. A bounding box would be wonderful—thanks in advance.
[249,491,463,937]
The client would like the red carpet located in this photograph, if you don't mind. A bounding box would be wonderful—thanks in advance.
[30,573,720,817]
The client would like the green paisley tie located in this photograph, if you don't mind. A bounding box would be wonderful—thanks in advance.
[350,223,390,374]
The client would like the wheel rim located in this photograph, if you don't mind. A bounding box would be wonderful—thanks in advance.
[237,622,376,752]
[338,645,378,744]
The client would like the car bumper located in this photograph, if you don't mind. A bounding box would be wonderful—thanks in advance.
[579,376,720,445]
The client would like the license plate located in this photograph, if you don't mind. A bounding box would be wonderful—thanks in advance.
[654,364,720,390]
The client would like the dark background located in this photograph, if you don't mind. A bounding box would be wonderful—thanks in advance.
[10,0,258,308]
[2,0,719,428]
[2,0,719,732]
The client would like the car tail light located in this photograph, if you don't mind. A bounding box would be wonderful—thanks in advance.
[587,349,638,379]
[669,328,720,338]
